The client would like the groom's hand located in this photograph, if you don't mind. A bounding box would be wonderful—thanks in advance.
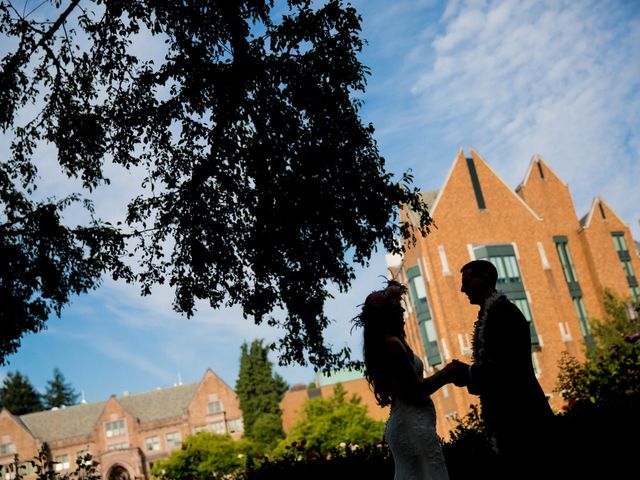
[448,359,471,387]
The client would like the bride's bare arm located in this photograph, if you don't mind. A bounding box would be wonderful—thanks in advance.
[382,336,453,405]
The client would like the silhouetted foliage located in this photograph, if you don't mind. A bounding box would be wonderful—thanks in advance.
[0,371,43,415]
[553,289,640,478]
[0,0,432,369]
[442,404,497,479]
[42,367,79,409]
[236,339,288,449]
[245,441,393,480]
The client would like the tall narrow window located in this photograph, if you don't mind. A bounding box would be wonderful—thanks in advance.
[554,236,592,346]
[612,232,639,300]
[473,244,540,346]
[407,265,442,366]
[466,157,486,210]
[572,298,591,337]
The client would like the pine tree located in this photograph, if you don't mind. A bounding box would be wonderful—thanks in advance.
[235,339,289,448]
[0,372,43,415]
[42,368,79,409]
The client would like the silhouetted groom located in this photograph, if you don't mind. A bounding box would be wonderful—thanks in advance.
[450,260,554,476]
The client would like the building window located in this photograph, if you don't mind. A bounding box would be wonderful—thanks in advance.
[473,244,540,345]
[106,443,128,451]
[612,232,638,300]
[572,297,592,338]
[166,432,182,450]
[145,436,161,452]
[612,232,628,253]
[210,421,226,434]
[554,236,593,344]
[466,156,486,209]
[208,400,222,414]
[555,238,578,284]
[406,265,442,366]
[0,444,15,456]
[228,418,244,434]
[54,455,70,472]
[194,425,208,434]
[105,419,126,438]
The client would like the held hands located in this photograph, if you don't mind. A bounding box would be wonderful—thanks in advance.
[439,359,470,387]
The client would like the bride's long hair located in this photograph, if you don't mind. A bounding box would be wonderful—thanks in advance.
[355,280,410,407]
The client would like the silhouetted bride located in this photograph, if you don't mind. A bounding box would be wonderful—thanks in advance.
[354,280,455,480]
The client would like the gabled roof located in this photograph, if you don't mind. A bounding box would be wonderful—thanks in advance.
[405,148,544,225]
[579,196,627,229]
[19,383,199,442]
[119,382,199,422]
[20,401,108,442]
[469,148,542,221]
[0,408,38,439]
[518,154,569,190]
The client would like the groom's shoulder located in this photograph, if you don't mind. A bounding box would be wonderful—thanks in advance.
[493,296,524,318]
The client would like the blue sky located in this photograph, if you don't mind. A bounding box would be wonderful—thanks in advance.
[3,0,640,403]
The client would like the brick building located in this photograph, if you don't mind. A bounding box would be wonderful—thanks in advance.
[280,369,389,434]
[389,148,640,437]
[0,369,243,480]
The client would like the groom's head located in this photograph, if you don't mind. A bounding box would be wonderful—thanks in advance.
[460,260,498,305]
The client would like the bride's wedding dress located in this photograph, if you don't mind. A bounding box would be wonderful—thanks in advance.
[385,354,449,480]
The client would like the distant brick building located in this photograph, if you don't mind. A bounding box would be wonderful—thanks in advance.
[389,148,640,437]
[280,369,389,434]
[0,369,243,480]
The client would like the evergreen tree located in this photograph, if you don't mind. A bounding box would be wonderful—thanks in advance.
[0,371,43,415]
[236,339,289,448]
[42,368,79,409]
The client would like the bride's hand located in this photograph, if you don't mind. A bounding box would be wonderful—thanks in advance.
[441,359,470,386]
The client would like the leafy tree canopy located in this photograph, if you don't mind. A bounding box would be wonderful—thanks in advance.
[0,371,43,415]
[236,339,288,448]
[42,367,79,409]
[0,0,431,369]
[556,289,640,406]
[274,382,385,456]
[151,432,252,480]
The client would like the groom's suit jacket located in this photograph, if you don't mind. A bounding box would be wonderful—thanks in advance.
[467,295,553,449]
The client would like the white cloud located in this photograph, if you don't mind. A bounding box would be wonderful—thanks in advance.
[402,0,640,236]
